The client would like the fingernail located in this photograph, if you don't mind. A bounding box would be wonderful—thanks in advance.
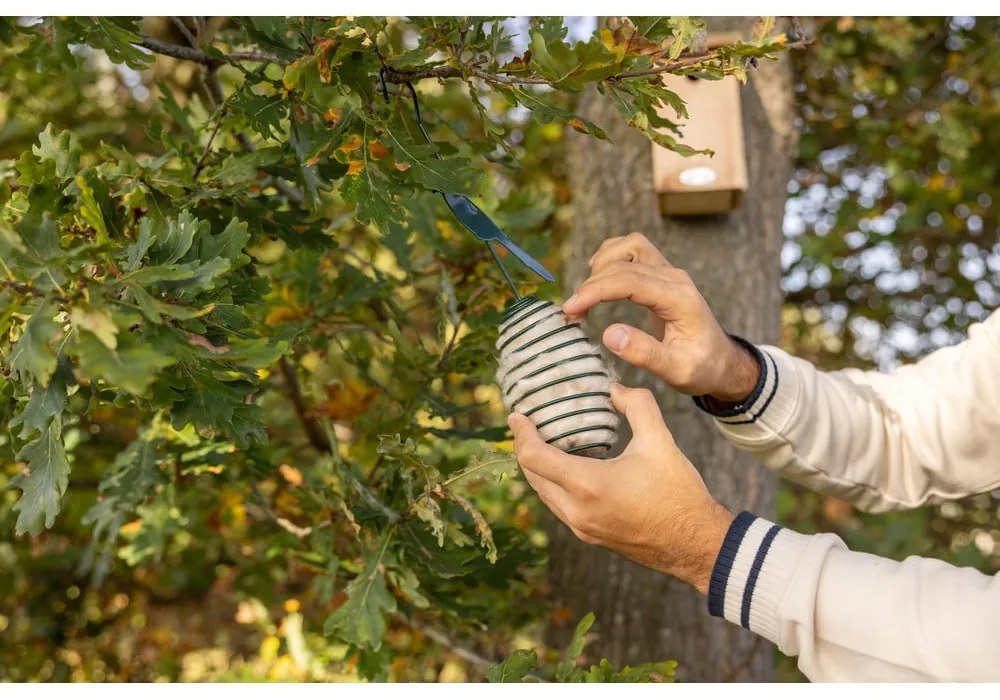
[562,294,579,310]
[605,325,629,353]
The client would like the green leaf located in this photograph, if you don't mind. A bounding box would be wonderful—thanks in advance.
[529,32,580,83]
[31,124,81,182]
[17,214,61,261]
[631,17,673,43]
[81,434,168,584]
[157,210,205,264]
[506,87,609,140]
[125,216,158,271]
[9,361,70,440]
[341,163,403,234]
[443,450,518,488]
[554,612,595,682]
[230,89,287,141]
[10,304,62,386]
[10,418,71,536]
[667,17,706,59]
[74,174,109,243]
[487,649,539,682]
[74,332,177,395]
[93,18,153,68]
[384,128,482,194]
[323,544,398,650]
[197,217,251,268]
[630,79,689,120]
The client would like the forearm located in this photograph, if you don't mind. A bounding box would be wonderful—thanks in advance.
[694,314,1000,512]
[708,512,1000,681]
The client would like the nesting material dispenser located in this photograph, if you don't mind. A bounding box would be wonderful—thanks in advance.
[651,71,748,216]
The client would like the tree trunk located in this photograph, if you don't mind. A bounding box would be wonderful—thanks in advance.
[547,19,796,682]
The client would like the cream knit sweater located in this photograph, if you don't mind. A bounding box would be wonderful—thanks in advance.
[696,310,1000,681]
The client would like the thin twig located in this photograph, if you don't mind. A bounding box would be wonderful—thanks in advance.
[436,284,488,372]
[1,279,68,303]
[170,16,199,48]
[139,30,810,91]
[406,618,546,681]
[138,35,285,66]
[608,37,813,81]
[278,356,332,453]
[193,108,226,179]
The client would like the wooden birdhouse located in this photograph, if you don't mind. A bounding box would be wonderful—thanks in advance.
[652,69,748,216]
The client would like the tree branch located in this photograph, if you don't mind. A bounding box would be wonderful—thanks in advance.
[139,32,810,89]
[1,279,68,303]
[608,37,814,81]
[138,35,285,67]
[170,17,199,48]
[278,356,332,453]
[193,108,226,180]
[139,35,215,64]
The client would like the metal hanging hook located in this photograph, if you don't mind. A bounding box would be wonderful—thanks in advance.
[378,69,555,299]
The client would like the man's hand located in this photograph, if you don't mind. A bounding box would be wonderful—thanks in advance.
[509,383,734,595]
[562,232,758,403]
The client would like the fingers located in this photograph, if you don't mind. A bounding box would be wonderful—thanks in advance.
[508,413,592,489]
[609,383,673,444]
[602,324,670,376]
[520,468,573,524]
[588,232,672,272]
[563,270,690,320]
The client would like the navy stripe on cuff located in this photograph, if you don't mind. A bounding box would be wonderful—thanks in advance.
[693,335,768,419]
[740,523,781,628]
[707,511,757,618]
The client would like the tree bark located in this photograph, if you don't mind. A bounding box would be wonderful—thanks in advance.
[547,19,796,682]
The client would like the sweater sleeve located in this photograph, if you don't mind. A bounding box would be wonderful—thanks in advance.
[695,311,1000,513]
[708,512,1000,681]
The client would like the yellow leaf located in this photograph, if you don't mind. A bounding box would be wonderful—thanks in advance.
[278,463,304,486]
[120,519,142,535]
[323,107,343,125]
[338,133,363,153]
[70,306,118,350]
[260,635,281,663]
[313,378,378,421]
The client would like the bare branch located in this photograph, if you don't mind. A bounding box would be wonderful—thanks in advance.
[139,35,214,64]
[138,35,286,67]
[607,37,813,81]
[170,17,199,48]
[278,357,332,454]
[193,108,226,180]
[1,279,68,303]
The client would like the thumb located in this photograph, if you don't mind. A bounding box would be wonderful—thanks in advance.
[603,324,667,375]
[610,383,673,445]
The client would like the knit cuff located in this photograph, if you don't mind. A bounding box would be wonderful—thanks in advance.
[707,511,812,646]
[693,337,784,427]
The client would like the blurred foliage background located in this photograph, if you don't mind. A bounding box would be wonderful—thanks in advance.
[0,16,997,683]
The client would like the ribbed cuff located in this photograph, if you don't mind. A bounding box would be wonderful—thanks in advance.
[693,336,770,419]
[707,511,812,647]
[695,338,797,430]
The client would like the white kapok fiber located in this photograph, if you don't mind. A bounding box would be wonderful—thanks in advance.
[495,296,619,458]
